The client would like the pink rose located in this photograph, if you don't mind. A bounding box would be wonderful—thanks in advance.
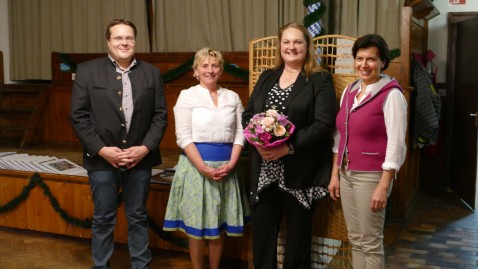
[258,132,272,144]
[273,125,286,137]
[261,116,275,129]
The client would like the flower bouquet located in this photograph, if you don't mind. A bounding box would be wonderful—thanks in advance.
[244,109,295,148]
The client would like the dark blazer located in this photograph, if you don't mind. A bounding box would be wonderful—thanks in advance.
[70,57,168,171]
[242,67,336,199]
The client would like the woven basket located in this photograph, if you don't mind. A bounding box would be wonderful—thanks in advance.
[314,35,357,102]
[249,35,358,268]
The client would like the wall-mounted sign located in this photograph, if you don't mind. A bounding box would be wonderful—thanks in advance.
[449,0,466,5]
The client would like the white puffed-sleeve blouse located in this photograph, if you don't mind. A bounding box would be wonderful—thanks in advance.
[174,85,244,149]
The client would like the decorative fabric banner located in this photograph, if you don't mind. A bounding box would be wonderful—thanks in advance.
[307,2,321,13]
[303,0,325,38]
[308,20,322,38]
[303,0,325,64]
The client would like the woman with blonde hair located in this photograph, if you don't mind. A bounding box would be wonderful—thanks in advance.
[163,47,251,269]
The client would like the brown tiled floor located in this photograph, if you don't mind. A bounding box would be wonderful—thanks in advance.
[385,188,478,269]
[1,187,475,268]
[0,227,247,268]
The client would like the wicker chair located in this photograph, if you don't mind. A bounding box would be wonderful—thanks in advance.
[313,35,358,102]
[249,34,358,100]
[249,35,358,268]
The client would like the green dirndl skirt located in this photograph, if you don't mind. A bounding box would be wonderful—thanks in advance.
[163,145,251,240]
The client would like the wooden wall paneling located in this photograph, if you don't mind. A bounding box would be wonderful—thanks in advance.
[385,60,407,88]
[382,6,425,221]
[0,173,29,228]
[389,87,421,221]
[41,86,78,143]
[0,84,49,146]
[163,84,183,150]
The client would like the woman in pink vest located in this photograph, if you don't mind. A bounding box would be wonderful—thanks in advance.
[328,34,407,269]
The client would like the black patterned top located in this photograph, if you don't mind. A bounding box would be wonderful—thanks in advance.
[252,82,328,209]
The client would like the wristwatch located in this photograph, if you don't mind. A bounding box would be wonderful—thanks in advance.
[287,143,294,155]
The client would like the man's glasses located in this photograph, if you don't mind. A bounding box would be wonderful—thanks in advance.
[110,36,136,44]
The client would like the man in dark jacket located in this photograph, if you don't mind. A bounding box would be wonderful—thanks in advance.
[70,19,167,269]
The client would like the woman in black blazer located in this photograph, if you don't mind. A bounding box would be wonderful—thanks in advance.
[242,22,336,269]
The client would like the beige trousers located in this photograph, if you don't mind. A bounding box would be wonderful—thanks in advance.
[339,168,393,269]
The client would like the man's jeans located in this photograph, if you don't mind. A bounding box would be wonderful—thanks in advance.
[88,169,152,269]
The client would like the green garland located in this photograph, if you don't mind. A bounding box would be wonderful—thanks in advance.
[0,173,93,228]
[224,62,249,81]
[59,53,249,83]
[161,57,194,83]
[0,174,36,211]
[0,173,188,249]
[389,48,401,61]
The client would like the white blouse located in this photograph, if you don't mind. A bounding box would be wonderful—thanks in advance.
[332,76,408,172]
[174,84,244,149]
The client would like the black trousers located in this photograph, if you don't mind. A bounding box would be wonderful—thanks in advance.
[252,184,314,269]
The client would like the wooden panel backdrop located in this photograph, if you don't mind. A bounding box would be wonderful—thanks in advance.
[383,6,425,221]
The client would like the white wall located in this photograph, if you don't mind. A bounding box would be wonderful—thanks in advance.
[0,0,11,83]
[428,0,478,83]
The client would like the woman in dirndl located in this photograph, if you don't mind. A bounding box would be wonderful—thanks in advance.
[163,47,251,269]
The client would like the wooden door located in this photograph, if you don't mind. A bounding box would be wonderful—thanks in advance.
[448,14,478,209]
